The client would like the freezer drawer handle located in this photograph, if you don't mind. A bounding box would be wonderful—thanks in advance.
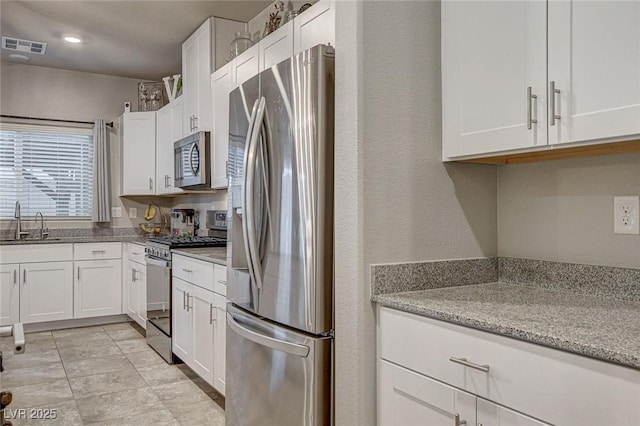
[227,313,310,358]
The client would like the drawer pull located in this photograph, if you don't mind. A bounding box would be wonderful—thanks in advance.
[182,269,193,273]
[92,250,106,254]
[449,357,490,373]
[454,413,467,426]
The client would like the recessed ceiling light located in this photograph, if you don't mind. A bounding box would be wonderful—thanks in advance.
[8,53,30,62]
[64,35,82,44]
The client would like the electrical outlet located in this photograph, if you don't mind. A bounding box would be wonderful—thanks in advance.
[614,196,639,234]
[111,207,122,218]
[128,207,137,219]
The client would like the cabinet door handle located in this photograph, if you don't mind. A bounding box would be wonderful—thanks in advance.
[183,291,187,310]
[449,357,490,373]
[526,86,538,130]
[77,266,80,281]
[454,413,467,426]
[186,293,192,312]
[193,115,198,130]
[13,269,16,284]
[550,80,561,126]
[225,160,229,179]
[131,268,136,282]
[23,269,26,285]
[209,303,216,324]
[149,178,153,190]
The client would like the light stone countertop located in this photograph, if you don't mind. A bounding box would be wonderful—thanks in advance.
[373,282,640,370]
[171,247,227,266]
[0,235,147,245]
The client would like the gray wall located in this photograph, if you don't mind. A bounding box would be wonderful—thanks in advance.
[334,1,498,424]
[1,63,152,229]
[498,153,640,269]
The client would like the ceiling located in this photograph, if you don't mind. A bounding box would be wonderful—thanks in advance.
[0,1,272,81]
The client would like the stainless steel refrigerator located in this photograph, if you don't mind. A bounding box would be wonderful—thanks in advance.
[226,44,335,426]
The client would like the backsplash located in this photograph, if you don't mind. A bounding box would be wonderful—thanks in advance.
[499,257,640,303]
[371,258,499,295]
[371,256,640,303]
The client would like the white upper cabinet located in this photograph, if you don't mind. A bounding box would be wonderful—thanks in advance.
[442,0,547,158]
[156,98,184,195]
[211,64,232,189]
[548,0,640,145]
[443,0,640,161]
[260,20,294,70]
[293,0,335,53]
[121,112,156,195]
[183,20,213,136]
[232,43,260,89]
[183,17,246,137]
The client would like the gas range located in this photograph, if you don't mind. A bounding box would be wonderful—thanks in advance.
[145,236,227,261]
[144,234,227,364]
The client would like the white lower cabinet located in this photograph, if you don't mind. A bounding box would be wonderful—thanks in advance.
[172,254,227,395]
[190,283,215,384]
[212,292,226,394]
[0,264,19,326]
[20,261,73,324]
[378,306,640,426]
[379,360,475,426]
[74,259,122,318]
[124,244,147,329]
[0,243,124,326]
[477,399,548,426]
[172,277,192,361]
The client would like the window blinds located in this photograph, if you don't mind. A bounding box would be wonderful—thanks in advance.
[0,123,94,219]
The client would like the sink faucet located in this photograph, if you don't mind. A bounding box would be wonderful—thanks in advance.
[14,201,29,240]
[34,212,48,240]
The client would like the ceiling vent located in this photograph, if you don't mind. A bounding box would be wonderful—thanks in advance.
[2,37,47,55]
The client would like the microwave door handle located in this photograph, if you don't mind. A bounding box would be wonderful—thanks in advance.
[245,97,266,290]
[242,99,260,289]
[227,312,310,357]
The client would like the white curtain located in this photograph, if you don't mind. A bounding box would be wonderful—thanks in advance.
[92,119,111,222]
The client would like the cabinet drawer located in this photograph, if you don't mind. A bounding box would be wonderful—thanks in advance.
[173,254,214,291]
[0,244,73,263]
[213,264,227,296]
[379,306,640,426]
[74,242,122,260]
[126,243,146,265]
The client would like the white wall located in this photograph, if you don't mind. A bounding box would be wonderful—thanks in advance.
[498,153,640,269]
[334,1,498,424]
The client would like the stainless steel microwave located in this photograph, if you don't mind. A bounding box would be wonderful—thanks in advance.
[174,131,211,188]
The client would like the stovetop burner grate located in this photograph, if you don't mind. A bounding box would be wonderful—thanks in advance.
[147,236,227,248]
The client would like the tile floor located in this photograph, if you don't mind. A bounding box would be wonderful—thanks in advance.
[0,322,225,425]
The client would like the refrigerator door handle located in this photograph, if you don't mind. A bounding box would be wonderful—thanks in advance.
[244,97,267,291]
[242,98,260,290]
[227,312,310,358]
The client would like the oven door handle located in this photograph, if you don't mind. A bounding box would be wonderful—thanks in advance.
[145,255,170,268]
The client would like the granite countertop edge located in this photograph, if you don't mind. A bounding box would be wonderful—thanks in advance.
[0,236,147,245]
[171,248,227,266]
[372,289,640,370]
